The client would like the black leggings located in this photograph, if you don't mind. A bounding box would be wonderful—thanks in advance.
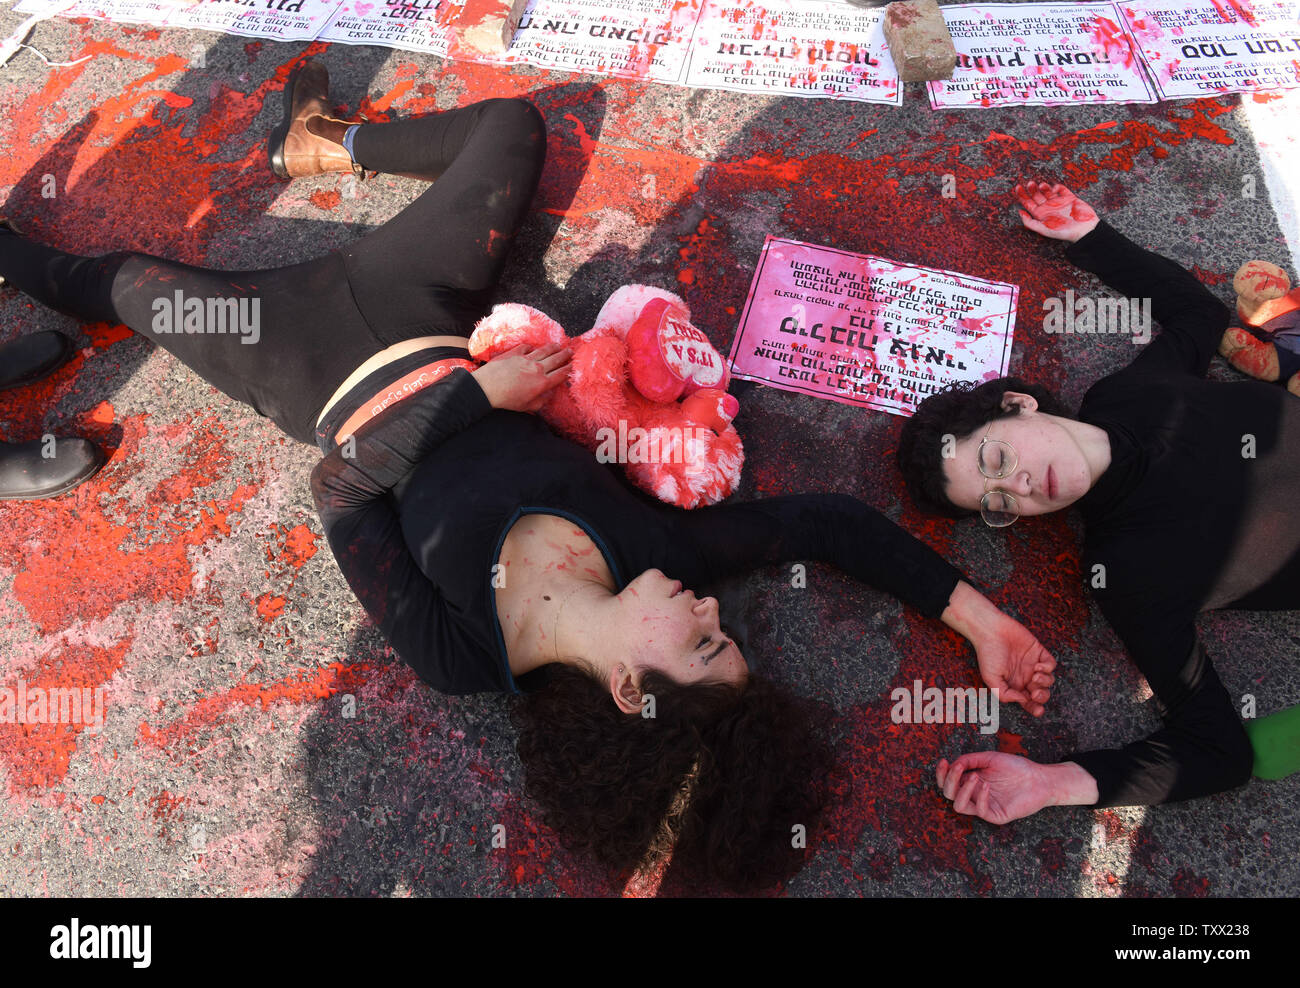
[0,98,547,445]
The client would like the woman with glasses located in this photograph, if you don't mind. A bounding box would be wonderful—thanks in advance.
[896,181,1300,824]
[0,61,1060,889]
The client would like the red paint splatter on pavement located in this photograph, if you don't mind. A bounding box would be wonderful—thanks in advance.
[997,731,1028,756]
[1099,808,1125,843]
[148,789,189,822]
[255,594,286,623]
[136,662,374,754]
[1038,836,1068,876]
[277,524,319,568]
[1191,264,1233,287]
[0,414,260,634]
[309,189,342,210]
[0,639,131,793]
[0,41,1262,894]
[1171,867,1211,897]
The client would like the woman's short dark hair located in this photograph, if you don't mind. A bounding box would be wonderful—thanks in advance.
[896,376,1073,518]
[511,664,833,892]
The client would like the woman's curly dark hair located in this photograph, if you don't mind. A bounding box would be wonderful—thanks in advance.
[896,375,1074,518]
[511,663,833,892]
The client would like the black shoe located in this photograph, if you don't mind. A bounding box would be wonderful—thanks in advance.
[0,437,105,500]
[0,331,75,391]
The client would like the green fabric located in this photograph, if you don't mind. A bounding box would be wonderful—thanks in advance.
[1246,703,1300,780]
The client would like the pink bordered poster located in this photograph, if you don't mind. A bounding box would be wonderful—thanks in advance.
[926,1,1158,109]
[1118,0,1300,100]
[727,237,1018,416]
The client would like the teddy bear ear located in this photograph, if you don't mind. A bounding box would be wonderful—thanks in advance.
[592,285,690,336]
[1233,261,1290,302]
[469,303,567,359]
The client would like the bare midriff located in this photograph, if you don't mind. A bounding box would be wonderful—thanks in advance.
[315,333,472,430]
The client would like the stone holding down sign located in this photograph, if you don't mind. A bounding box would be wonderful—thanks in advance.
[727,237,1018,416]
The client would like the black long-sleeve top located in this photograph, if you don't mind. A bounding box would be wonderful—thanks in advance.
[1063,221,1300,806]
[310,367,966,694]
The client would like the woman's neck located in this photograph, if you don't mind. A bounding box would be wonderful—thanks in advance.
[506,572,622,678]
[1064,417,1113,492]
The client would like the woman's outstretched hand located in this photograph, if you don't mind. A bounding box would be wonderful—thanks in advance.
[936,753,1099,824]
[972,610,1056,717]
[1014,181,1100,243]
[472,342,572,413]
[936,752,1054,823]
[940,581,1056,716]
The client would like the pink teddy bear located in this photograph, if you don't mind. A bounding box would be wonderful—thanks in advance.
[468,285,744,508]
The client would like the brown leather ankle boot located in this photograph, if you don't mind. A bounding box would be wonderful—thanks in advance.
[267,61,364,180]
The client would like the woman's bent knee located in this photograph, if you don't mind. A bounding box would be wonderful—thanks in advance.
[482,97,546,146]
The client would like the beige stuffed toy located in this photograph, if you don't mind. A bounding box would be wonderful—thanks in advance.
[1219,260,1300,397]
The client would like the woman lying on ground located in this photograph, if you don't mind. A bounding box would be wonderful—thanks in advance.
[898,181,1300,824]
[0,62,1055,889]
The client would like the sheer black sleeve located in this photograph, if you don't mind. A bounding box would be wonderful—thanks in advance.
[1066,558,1254,806]
[1065,220,1231,378]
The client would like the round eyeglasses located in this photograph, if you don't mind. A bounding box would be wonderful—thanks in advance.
[977,429,1019,528]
